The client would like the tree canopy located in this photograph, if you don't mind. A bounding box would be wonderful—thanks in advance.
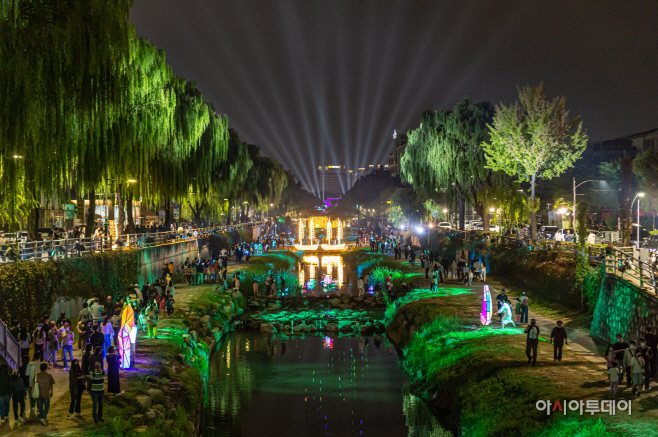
[482,83,588,238]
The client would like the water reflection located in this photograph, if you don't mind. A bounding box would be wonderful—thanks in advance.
[203,331,449,437]
[301,254,348,295]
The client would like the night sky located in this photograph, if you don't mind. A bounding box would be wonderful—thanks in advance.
[130,1,658,193]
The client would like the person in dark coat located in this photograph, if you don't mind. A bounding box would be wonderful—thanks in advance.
[9,370,27,424]
[106,346,121,394]
[68,359,86,418]
[89,346,104,372]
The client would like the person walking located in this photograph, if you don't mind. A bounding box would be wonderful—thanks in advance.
[59,322,75,370]
[481,260,487,282]
[519,292,529,324]
[17,327,31,359]
[613,334,630,386]
[25,353,41,417]
[90,298,104,328]
[608,361,620,397]
[0,364,10,425]
[106,346,121,395]
[631,349,646,395]
[101,317,113,356]
[68,359,85,419]
[550,320,569,362]
[147,304,159,339]
[35,362,55,426]
[111,309,122,346]
[10,369,27,424]
[46,323,59,367]
[524,319,540,367]
[644,326,658,378]
[252,280,259,297]
[89,325,105,358]
[638,337,653,392]
[32,325,46,361]
[77,316,90,350]
[89,362,106,423]
[165,295,175,317]
[357,276,365,297]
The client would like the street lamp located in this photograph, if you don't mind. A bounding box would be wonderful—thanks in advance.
[633,192,645,247]
[573,178,603,223]
[557,207,567,227]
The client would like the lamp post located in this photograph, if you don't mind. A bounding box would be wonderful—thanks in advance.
[573,178,603,225]
[632,192,645,247]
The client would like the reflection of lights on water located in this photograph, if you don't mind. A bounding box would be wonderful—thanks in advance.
[226,340,231,368]
[323,336,334,350]
[245,340,250,352]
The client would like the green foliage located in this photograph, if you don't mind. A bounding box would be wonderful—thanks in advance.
[483,83,588,183]
[0,250,140,328]
[534,417,620,437]
[402,98,506,228]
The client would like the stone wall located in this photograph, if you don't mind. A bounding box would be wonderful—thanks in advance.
[139,239,205,286]
[591,273,658,343]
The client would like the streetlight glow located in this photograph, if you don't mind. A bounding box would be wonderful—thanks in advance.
[638,192,645,198]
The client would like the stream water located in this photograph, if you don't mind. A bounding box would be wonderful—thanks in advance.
[202,331,447,437]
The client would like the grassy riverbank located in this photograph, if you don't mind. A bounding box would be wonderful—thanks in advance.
[384,259,658,437]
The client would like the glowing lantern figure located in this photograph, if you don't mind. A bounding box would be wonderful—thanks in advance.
[298,219,304,244]
[119,303,138,368]
[337,220,343,244]
[497,301,516,329]
[480,285,492,326]
[309,219,315,244]
[326,217,332,243]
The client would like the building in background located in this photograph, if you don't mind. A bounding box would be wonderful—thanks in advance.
[387,129,408,177]
[317,165,358,200]
[586,127,657,157]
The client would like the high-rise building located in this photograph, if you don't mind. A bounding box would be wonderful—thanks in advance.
[387,129,408,177]
[316,165,358,200]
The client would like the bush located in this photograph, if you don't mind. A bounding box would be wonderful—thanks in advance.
[0,250,140,328]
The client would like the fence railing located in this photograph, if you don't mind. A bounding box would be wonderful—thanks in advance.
[0,320,20,370]
[490,235,657,296]
[0,222,265,264]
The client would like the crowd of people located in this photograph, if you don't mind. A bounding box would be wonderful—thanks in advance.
[607,329,657,397]
[0,294,133,427]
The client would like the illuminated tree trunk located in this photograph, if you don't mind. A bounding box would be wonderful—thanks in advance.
[126,193,135,234]
[619,157,633,247]
[117,185,125,236]
[457,187,465,230]
[85,189,96,238]
[25,161,39,239]
[164,197,172,228]
[530,172,537,239]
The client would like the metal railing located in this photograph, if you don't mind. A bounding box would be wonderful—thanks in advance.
[0,222,264,264]
[489,235,657,295]
[0,320,20,370]
[601,247,657,294]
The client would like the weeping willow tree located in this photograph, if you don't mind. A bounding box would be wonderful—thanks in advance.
[401,98,506,230]
[0,0,135,235]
